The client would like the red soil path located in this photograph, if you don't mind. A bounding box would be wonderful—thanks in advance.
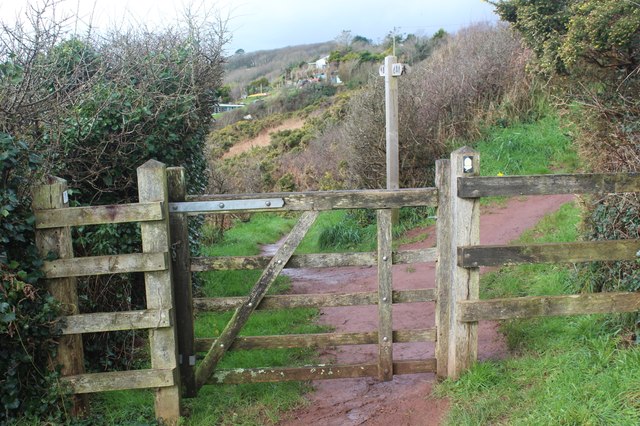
[275,194,574,426]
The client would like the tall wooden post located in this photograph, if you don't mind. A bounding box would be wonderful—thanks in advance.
[137,160,181,424]
[167,167,197,398]
[383,55,400,194]
[447,147,480,379]
[434,160,452,378]
[33,177,87,416]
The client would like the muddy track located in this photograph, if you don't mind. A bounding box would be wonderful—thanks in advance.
[273,194,574,426]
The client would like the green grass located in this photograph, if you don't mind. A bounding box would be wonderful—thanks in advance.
[296,207,435,254]
[475,114,580,177]
[435,202,640,425]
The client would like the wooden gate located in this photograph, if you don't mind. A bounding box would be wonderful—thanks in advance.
[167,171,444,395]
[34,146,640,424]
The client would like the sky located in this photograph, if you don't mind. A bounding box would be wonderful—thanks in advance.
[0,0,499,53]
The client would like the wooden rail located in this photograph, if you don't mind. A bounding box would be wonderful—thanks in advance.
[458,240,640,267]
[43,252,168,278]
[207,359,437,384]
[62,309,172,335]
[187,187,438,212]
[63,368,176,394]
[193,289,436,312]
[458,292,640,322]
[458,173,640,198]
[191,248,436,272]
[35,201,163,229]
[195,328,436,352]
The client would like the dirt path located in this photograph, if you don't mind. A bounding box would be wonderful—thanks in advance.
[275,194,574,426]
[222,118,305,159]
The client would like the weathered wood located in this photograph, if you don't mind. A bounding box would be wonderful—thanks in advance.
[194,211,318,390]
[194,328,436,352]
[448,147,480,379]
[137,160,180,424]
[384,55,400,226]
[34,202,163,229]
[384,55,399,193]
[193,289,436,312]
[377,209,394,381]
[63,368,176,394]
[43,252,168,278]
[459,239,640,268]
[207,359,437,384]
[191,248,436,272]
[458,173,640,198]
[435,159,452,379]
[186,188,438,212]
[459,292,640,322]
[62,309,171,335]
[32,177,87,415]
[167,167,197,398]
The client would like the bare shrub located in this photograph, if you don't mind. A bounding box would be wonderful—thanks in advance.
[342,23,532,188]
[276,124,347,190]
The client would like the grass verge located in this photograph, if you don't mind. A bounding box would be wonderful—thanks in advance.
[435,202,640,425]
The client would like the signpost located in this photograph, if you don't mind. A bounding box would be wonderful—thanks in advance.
[379,55,404,222]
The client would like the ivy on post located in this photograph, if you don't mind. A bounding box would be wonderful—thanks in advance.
[447,147,480,379]
[137,160,181,424]
[32,176,88,417]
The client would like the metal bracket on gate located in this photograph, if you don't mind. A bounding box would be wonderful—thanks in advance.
[169,198,284,214]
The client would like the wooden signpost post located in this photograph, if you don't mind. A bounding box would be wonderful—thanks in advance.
[380,55,404,222]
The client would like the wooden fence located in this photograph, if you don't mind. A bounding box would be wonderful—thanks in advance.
[455,171,640,323]
[33,160,180,423]
[32,147,640,424]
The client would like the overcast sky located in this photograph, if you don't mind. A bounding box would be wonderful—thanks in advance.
[1,0,499,53]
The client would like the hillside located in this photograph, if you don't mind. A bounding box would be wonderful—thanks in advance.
[225,41,336,93]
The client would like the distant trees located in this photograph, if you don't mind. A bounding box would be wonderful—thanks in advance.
[247,76,270,94]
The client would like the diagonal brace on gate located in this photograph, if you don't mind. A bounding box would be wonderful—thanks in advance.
[194,211,319,390]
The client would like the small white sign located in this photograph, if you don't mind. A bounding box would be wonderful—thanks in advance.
[379,63,405,77]
[62,190,69,204]
[463,156,474,174]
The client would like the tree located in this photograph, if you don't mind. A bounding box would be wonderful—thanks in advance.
[247,76,270,94]
[352,35,372,45]
[490,0,640,74]
[335,30,353,48]
[491,0,640,302]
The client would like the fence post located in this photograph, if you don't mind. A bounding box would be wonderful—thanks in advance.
[167,167,197,398]
[32,177,88,416]
[447,147,480,379]
[377,209,394,381]
[137,160,181,424]
[434,160,451,379]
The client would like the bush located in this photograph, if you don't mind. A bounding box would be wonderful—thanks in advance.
[0,2,227,375]
[342,23,535,189]
[0,133,68,423]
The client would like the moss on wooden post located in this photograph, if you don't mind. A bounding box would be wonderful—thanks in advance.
[33,177,88,416]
